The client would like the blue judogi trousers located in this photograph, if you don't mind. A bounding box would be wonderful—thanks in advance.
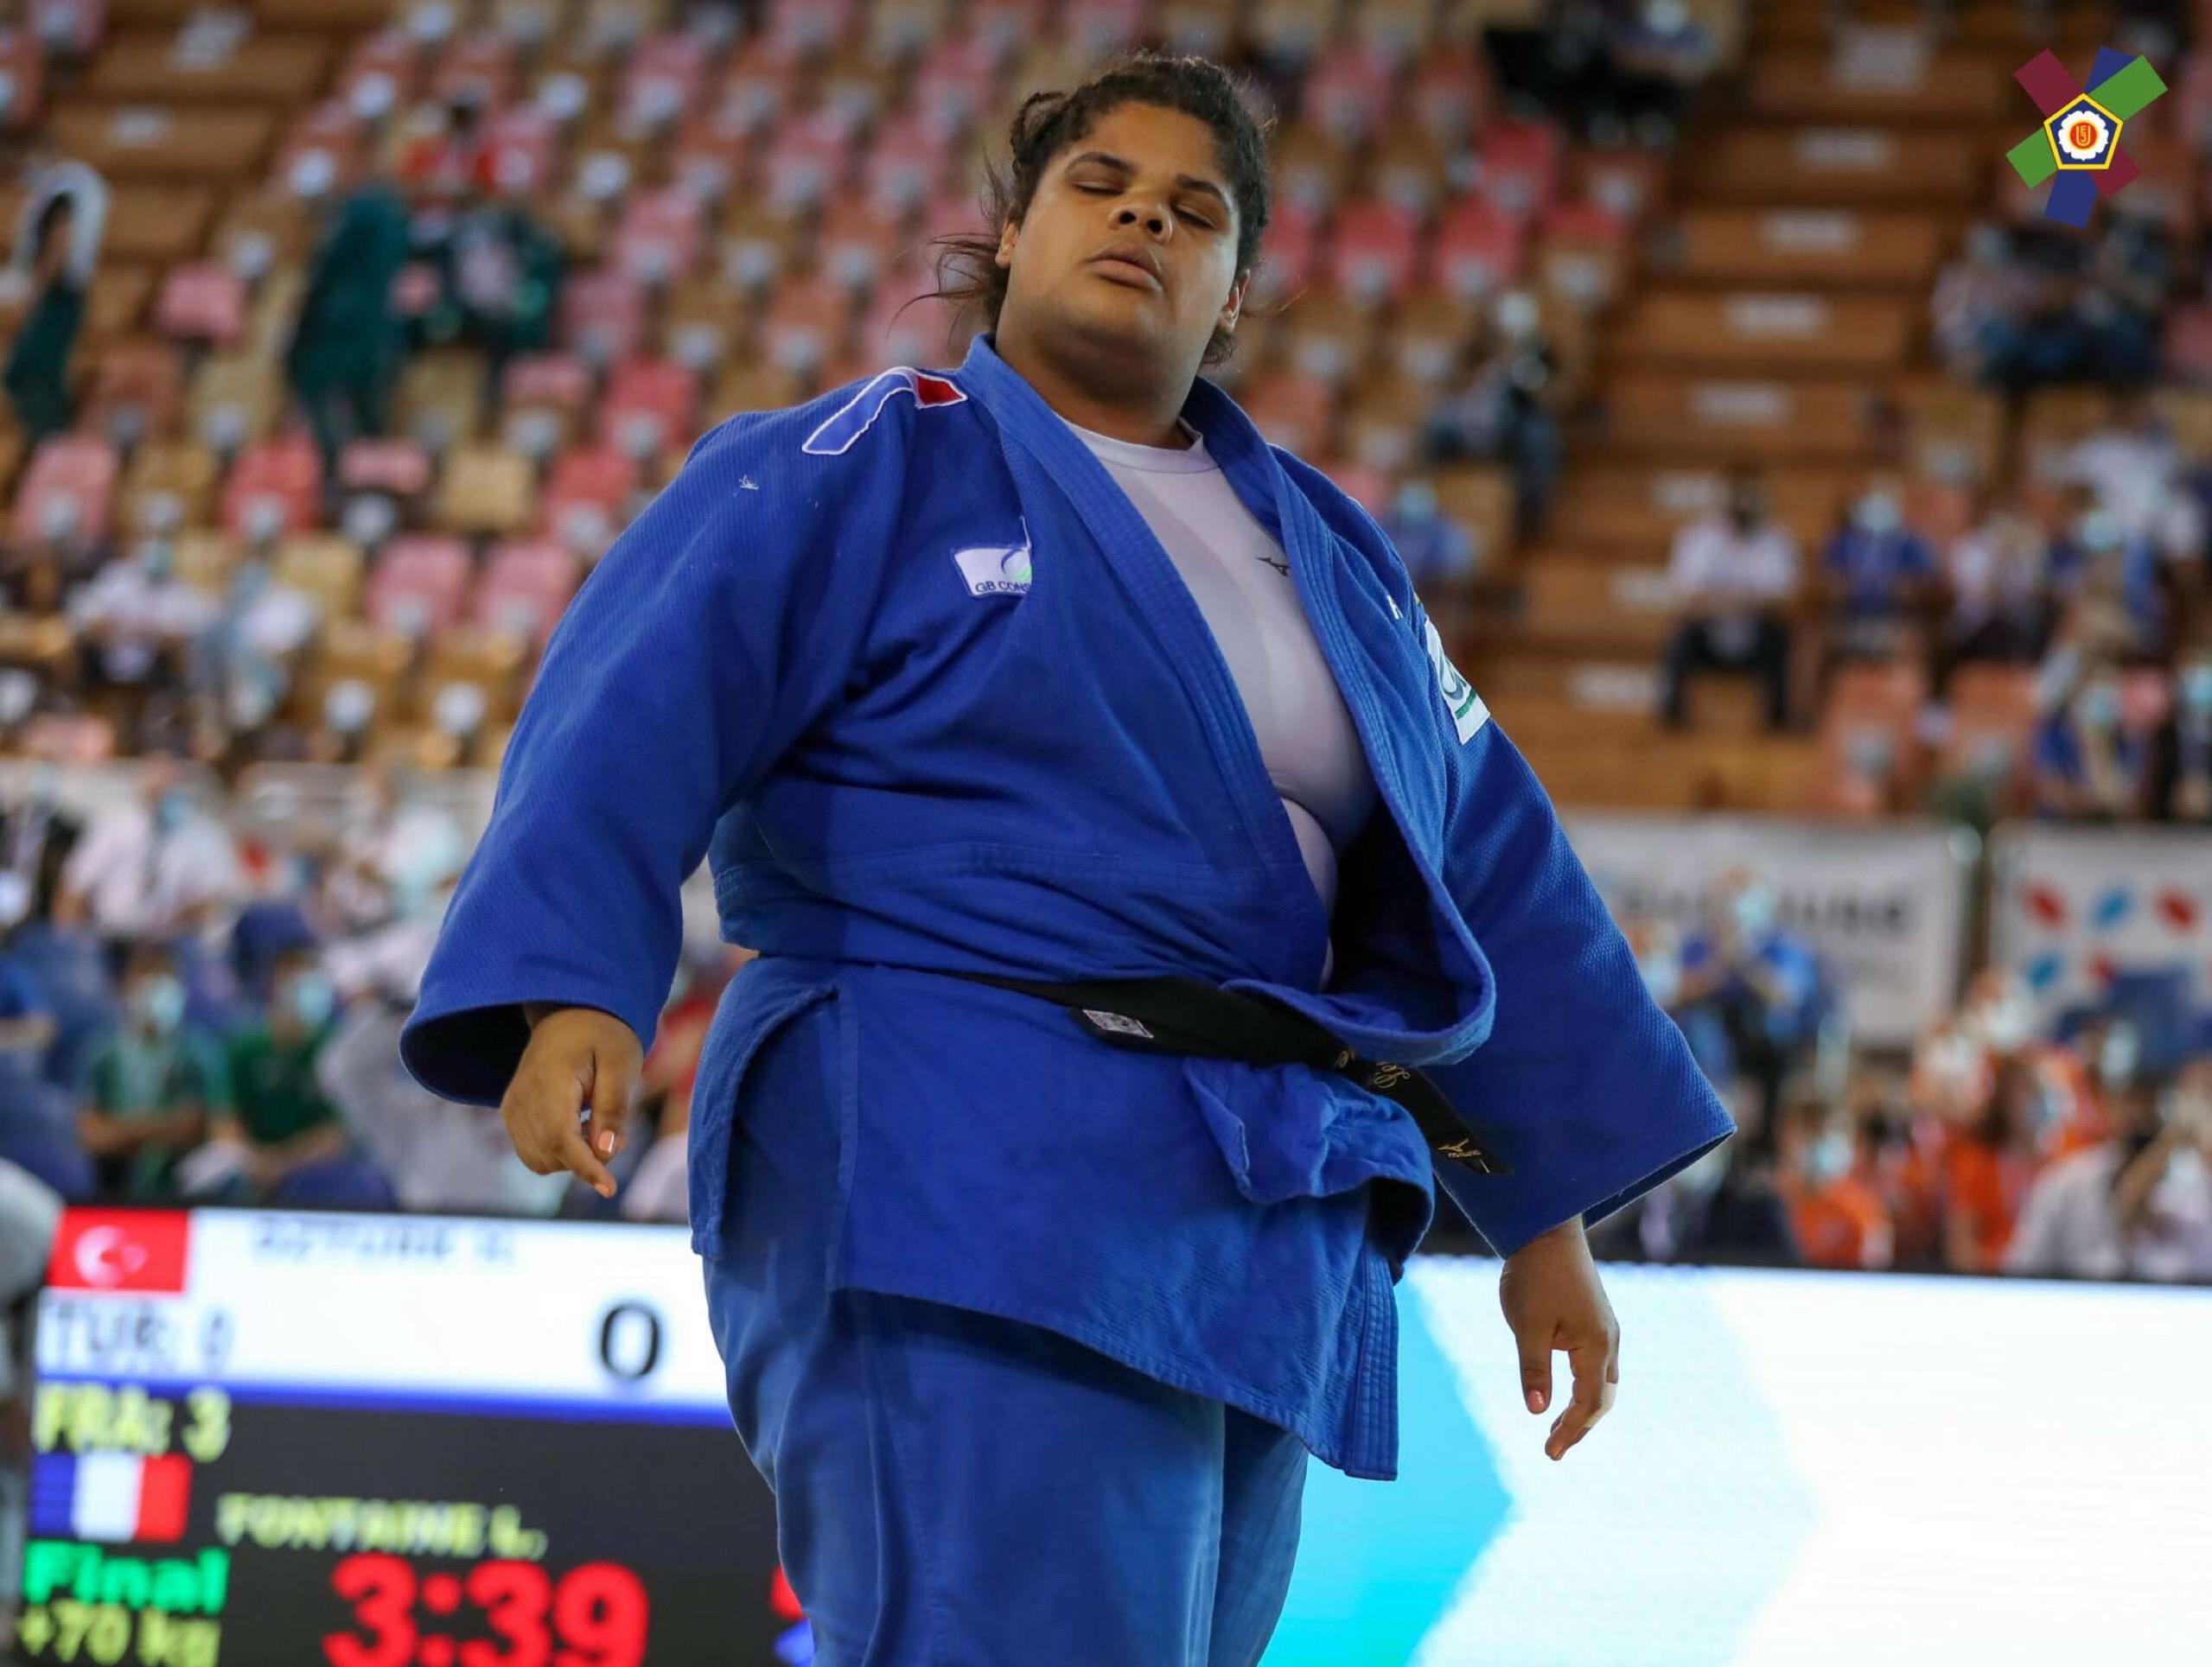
[700,995,1309,1667]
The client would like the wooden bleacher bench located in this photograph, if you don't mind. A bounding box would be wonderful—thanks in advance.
[1606,289,1917,372]
[1519,555,1678,653]
[1693,128,1982,204]
[48,103,277,182]
[1600,374,1884,461]
[0,184,214,264]
[1750,0,2111,52]
[1667,207,1947,289]
[1743,48,2015,124]
[87,33,335,105]
[1547,463,1850,554]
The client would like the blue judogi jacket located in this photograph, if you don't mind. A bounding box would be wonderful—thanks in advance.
[402,334,1733,1479]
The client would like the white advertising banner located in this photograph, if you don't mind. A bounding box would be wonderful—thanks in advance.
[1564,814,1975,1045]
[1988,824,2212,1025]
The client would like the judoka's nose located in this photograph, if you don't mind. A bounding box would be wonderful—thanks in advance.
[1112,200,1170,240]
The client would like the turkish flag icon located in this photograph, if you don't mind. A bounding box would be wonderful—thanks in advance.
[48,1209,191,1295]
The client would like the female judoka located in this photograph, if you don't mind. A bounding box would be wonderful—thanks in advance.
[403,52,1733,1667]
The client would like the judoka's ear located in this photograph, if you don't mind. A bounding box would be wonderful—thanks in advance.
[1217,270,1250,334]
[995,221,1018,270]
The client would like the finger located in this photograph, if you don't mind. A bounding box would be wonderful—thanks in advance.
[557,1123,619,1199]
[1514,1327,1552,1417]
[583,1047,634,1162]
[1546,1334,1620,1461]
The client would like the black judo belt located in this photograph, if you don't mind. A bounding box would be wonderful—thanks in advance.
[945,970,1509,1179]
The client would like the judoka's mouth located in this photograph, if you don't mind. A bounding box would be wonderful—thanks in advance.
[1087,243,1163,291]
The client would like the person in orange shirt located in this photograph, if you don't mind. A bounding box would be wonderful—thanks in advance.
[1941,1055,2050,1273]
[1776,1097,1895,1271]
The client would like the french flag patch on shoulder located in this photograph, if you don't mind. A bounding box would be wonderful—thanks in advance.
[803,367,967,457]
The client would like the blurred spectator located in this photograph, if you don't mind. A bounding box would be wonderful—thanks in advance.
[2151,641,2212,822]
[69,540,220,696]
[188,948,353,1201]
[1938,503,2051,682]
[424,194,565,379]
[2063,396,2202,564]
[56,765,245,943]
[1930,220,2034,381]
[1941,1055,2049,1275]
[1675,868,1829,1135]
[1484,1,1710,145]
[1660,468,1796,729]
[2005,1072,2166,1280]
[1606,1126,1799,1267]
[1424,291,1563,535]
[2031,658,2154,820]
[2112,1062,2212,1282]
[1380,477,1476,594]
[1820,481,1937,637]
[1775,1094,1894,1271]
[286,185,414,476]
[3,156,106,443]
[74,942,225,1199]
[0,882,54,1081]
[0,762,82,923]
[189,551,320,745]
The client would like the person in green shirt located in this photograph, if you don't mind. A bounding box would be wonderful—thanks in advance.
[208,949,347,1195]
[76,945,227,1199]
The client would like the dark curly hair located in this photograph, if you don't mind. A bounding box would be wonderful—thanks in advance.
[929,51,1274,367]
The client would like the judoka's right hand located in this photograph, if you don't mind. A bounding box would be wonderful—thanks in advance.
[504,1005,643,1199]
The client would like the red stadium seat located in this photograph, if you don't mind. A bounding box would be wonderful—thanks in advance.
[431,32,519,109]
[153,262,247,346]
[1253,199,1323,303]
[1236,370,1335,456]
[600,358,698,461]
[615,188,705,285]
[540,444,640,557]
[717,37,800,138]
[0,30,46,130]
[621,31,710,130]
[1431,199,1524,300]
[760,280,851,377]
[1329,200,1423,306]
[12,436,118,545]
[339,438,434,499]
[368,535,473,640]
[1066,0,1145,54]
[561,267,646,367]
[29,0,102,60]
[1476,118,1565,222]
[858,277,962,369]
[81,341,183,445]
[1410,48,1488,150]
[483,105,560,196]
[816,200,905,293]
[1304,41,1396,145]
[475,538,583,652]
[500,353,594,461]
[222,435,322,544]
[337,29,422,116]
[910,35,998,132]
[762,108,857,213]
[864,111,951,216]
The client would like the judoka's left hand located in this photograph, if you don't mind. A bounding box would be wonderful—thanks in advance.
[1499,1216,1619,1462]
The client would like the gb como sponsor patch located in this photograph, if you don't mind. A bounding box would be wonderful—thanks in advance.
[952,538,1032,598]
[1423,618,1489,745]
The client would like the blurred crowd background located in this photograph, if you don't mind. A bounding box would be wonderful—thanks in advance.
[0,0,2186,1345]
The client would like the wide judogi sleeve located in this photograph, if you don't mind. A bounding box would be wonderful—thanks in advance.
[399,406,905,1107]
[1420,676,1735,1257]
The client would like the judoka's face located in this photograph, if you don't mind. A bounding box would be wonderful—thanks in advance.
[997,103,1246,377]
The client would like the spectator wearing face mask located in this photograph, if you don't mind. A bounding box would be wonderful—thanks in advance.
[1930,220,2036,382]
[2151,646,2212,823]
[1938,504,2052,684]
[1379,477,1476,595]
[56,766,245,944]
[1776,1097,1894,1271]
[68,538,220,697]
[1675,868,1829,1137]
[74,944,226,1199]
[1423,290,1562,534]
[1660,469,1797,730]
[1820,483,1938,638]
[2032,660,2154,821]
[188,948,362,1202]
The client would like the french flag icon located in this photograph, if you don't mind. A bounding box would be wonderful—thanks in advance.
[29,1453,191,1543]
